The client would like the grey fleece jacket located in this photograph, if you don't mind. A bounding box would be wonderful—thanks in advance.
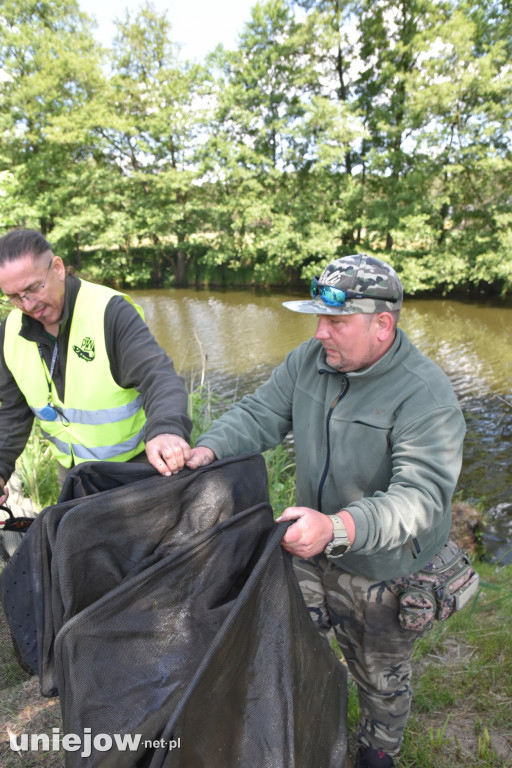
[197,328,466,581]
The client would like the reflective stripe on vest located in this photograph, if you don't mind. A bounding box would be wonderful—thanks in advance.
[40,426,145,461]
[31,393,144,425]
[4,279,147,467]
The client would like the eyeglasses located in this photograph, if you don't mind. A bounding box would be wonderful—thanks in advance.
[3,258,54,307]
[310,276,398,307]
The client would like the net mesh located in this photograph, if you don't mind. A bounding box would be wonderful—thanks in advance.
[2,454,348,767]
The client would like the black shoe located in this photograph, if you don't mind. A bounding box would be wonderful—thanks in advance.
[355,746,396,768]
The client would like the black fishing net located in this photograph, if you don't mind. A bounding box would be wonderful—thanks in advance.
[1,454,348,767]
[0,502,36,688]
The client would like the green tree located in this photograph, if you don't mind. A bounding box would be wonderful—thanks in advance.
[352,0,449,254]
[199,0,305,282]
[291,0,371,249]
[201,0,364,283]
[0,0,105,253]
[406,0,512,293]
[0,0,510,296]
[294,0,512,295]
[88,1,208,287]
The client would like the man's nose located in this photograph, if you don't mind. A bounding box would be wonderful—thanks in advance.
[314,316,331,339]
[19,294,39,307]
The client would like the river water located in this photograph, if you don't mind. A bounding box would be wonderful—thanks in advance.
[132,288,512,563]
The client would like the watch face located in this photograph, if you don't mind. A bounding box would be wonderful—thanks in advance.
[329,544,348,557]
[324,516,349,557]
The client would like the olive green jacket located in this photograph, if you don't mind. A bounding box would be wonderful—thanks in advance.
[197,328,466,580]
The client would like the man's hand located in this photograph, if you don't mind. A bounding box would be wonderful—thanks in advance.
[0,478,8,506]
[145,434,191,476]
[186,446,216,469]
[275,506,334,558]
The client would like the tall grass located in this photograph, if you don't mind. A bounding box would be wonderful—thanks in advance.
[188,379,297,516]
[15,425,59,511]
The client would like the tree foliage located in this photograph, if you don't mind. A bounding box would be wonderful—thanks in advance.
[0,0,511,296]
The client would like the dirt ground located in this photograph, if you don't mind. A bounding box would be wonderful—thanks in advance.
[1,675,64,767]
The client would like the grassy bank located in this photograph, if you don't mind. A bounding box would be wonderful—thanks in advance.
[1,389,511,767]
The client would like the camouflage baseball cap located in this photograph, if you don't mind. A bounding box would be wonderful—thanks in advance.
[282,254,403,315]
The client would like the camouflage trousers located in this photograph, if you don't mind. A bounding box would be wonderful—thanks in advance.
[293,554,428,757]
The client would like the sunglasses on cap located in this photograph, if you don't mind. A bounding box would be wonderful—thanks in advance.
[310,277,399,307]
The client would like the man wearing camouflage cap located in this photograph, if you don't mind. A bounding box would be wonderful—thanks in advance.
[187,254,466,768]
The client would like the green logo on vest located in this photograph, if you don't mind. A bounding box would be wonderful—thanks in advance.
[73,337,95,362]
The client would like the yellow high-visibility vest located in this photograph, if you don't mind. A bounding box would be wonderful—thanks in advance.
[4,279,146,467]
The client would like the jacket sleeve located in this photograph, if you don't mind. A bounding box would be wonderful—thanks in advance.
[196,349,298,457]
[104,297,192,443]
[0,320,35,483]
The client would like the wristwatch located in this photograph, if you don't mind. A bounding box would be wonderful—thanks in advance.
[323,514,351,557]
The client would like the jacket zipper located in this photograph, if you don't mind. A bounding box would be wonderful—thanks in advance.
[317,376,350,512]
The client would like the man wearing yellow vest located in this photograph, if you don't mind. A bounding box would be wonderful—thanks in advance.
[0,228,192,504]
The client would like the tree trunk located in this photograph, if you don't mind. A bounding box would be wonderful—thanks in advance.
[175,248,186,286]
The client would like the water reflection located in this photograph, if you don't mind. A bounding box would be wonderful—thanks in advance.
[132,288,512,561]
[136,289,317,376]
[399,299,512,400]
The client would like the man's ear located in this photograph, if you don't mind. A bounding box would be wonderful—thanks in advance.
[53,255,66,279]
[375,312,395,341]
